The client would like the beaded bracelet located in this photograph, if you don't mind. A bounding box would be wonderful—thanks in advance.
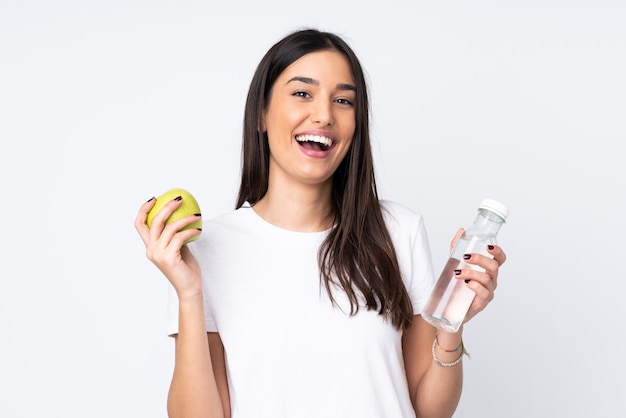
[435,334,464,353]
[431,335,470,367]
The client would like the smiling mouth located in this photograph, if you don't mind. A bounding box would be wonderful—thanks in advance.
[295,134,333,151]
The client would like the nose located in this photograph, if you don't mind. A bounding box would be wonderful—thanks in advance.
[310,100,333,126]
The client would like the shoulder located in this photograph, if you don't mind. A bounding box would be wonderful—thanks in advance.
[379,200,426,232]
[203,203,255,231]
[187,205,254,253]
[379,200,431,254]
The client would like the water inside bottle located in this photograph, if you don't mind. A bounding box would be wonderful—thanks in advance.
[423,257,476,333]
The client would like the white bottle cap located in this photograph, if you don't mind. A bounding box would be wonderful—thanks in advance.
[479,198,509,222]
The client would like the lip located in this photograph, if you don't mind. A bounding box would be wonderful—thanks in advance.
[294,130,337,158]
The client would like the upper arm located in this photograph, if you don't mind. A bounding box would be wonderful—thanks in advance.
[208,332,231,418]
[402,315,437,403]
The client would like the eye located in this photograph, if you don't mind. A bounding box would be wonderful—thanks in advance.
[335,97,354,106]
[292,91,311,98]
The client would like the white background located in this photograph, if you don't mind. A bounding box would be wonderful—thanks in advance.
[1,1,624,417]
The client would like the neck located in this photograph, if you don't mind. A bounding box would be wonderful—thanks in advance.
[252,178,335,232]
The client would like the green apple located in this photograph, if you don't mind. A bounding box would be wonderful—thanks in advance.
[146,188,202,244]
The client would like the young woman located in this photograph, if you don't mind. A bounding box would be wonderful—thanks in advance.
[135,29,507,418]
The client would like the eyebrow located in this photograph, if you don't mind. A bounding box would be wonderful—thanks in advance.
[287,76,356,92]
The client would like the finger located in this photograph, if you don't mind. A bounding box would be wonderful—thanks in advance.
[449,228,464,253]
[488,245,507,266]
[135,197,157,245]
[455,267,495,292]
[462,253,500,285]
[156,230,201,267]
[160,210,201,237]
[163,214,203,244]
[461,252,498,274]
[466,278,494,308]
[165,226,202,251]
[148,195,184,243]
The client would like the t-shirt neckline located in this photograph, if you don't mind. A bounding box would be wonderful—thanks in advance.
[241,201,335,236]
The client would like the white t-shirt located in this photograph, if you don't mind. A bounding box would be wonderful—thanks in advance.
[167,200,435,418]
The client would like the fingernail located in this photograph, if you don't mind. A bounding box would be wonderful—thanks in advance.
[454,270,462,275]
[174,195,182,201]
[197,228,202,231]
[463,254,471,260]
[146,196,155,202]
[194,213,202,217]
[488,245,495,250]
[464,279,471,283]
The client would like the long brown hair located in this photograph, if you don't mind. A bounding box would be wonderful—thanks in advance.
[237,29,413,329]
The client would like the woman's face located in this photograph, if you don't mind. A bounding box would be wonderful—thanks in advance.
[262,50,356,189]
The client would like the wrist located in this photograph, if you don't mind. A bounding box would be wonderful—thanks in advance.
[431,326,470,367]
[176,288,204,304]
[435,326,463,349]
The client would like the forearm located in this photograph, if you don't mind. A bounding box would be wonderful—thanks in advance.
[403,317,465,418]
[168,295,224,418]
[414,332,463,418]
[413,330,464,418]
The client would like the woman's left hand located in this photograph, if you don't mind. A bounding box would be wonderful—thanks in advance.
[449,229,508,324]
[462,244,507,323]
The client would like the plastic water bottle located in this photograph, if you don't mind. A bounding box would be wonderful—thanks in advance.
[422,199,509,333]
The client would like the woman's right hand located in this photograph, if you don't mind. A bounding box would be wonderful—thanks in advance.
[134,196,203,299]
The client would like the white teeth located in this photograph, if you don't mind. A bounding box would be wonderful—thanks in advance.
[296,135,332,146]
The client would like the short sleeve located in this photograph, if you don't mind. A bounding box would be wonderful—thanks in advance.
[381,200,436,315]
